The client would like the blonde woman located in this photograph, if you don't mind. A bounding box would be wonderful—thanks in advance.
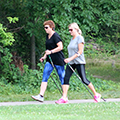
[55,22,101,104]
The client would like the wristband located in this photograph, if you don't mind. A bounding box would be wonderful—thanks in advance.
[51,51,52,54]
[76,52,80,56]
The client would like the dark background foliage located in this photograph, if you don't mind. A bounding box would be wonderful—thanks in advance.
[0,0,120,94]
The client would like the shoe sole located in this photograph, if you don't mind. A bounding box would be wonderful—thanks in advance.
[55,102,68,104]
[55,101,68,104]
[31,96,44,102]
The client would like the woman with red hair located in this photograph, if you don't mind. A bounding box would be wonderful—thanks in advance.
[32,20,65,102]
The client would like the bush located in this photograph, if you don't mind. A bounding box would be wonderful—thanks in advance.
[1,61,120,95]
[1,42,120,95]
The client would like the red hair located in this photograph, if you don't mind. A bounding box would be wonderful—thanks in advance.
[43,20,55,31]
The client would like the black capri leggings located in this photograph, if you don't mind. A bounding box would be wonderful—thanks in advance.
[63,64,90,85]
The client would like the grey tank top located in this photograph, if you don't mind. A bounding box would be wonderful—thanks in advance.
[67,35,86,64]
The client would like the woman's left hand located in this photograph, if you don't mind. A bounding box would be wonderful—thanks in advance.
[45,50,51,55]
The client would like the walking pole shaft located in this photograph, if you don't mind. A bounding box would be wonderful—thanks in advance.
[48,55,63,90]
[67,63,106,102]
[67,63,94,98]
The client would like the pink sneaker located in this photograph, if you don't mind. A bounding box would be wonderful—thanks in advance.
[94,93,101,103]
[55,98,68,104]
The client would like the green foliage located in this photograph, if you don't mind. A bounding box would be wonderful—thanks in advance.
[84,39,120,60]
[106,9,120,43]
[0,0,120,96]
[0,24,15,46]
[1,42,120,95]
[0,17,18,47]
[0,0,119,67]
[7,17,18,24]
[0,48,13,81]
[1,61,120,95]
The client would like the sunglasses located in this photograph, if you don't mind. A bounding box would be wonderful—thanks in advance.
[69,29,73,31]
[44,26,49,29]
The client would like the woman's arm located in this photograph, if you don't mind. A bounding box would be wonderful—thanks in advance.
[64,43,84,63]
[45,41,63,55]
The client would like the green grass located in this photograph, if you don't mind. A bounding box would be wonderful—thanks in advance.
[0,102,120,120]
[0,90,120,102]
[86,55,120,83]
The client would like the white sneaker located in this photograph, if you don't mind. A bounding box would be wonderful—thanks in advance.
[31,94,44,102]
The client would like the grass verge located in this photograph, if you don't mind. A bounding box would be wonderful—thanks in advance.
[86,55,120,83]
[0,89,120,102]
[0,102,120,120]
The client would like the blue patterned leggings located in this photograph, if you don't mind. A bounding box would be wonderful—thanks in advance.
[42,62,65,85]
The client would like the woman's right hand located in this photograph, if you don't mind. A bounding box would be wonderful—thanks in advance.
[40,53,47,62]
[40,56,45,62]
[64,58,71,63]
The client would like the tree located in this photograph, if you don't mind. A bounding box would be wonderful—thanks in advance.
[0,0,119,70]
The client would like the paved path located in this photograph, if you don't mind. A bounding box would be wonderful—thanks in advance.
[0,98,120,106]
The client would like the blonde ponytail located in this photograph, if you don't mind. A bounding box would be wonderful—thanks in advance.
[78,29,82,35]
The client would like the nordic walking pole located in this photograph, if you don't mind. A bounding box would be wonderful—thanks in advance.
[67,63,106,102]
[48,55,63,92]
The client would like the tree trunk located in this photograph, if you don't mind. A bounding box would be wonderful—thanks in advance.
[30,35,36,69]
